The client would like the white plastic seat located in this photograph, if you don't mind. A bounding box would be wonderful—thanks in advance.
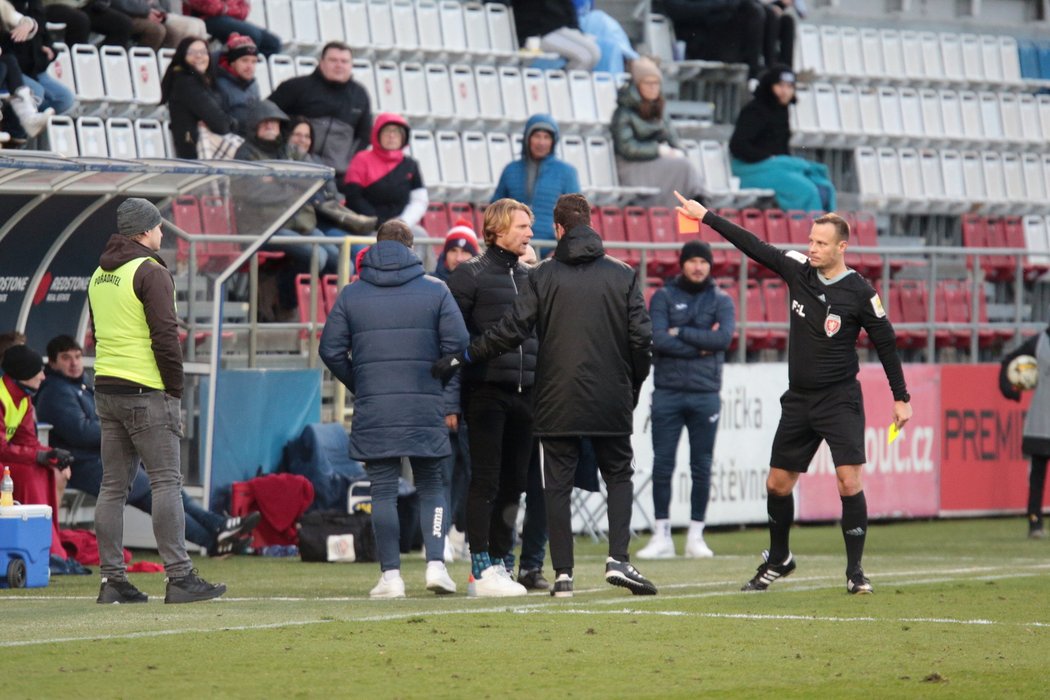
[958,91,982,138]
[1022,153,1048,201]
[918,89,943,139]
[76,116,108,156]
[793,84,818,134]
[499,66,526,117]
[876,147,902,197]
[1023,215,1050,267]
[813,82,840,133]
[435,130,466,184]
[448,65,478,120]
[462,130,490,185]
[959,34,983,81]
[128,46,160,106]
[391,0,419,51]
[839,27,864,77]
[819,25,843,75]
[560,134,589,187]
[854,147,880,196]
[268,54,296,91]
[247,0,267,28]
[1019,94,1042,143]
[961,150,986,199]
[264,0,293,46]
[438,0,466,53]
[941,150,965,199]
[475,66,502,120]
[133,118,166,158]
[522,67,548,116]
[978,91,1003,140]
[46,115,78,157]
[797,24,822,73]
[880,30,904,79]
[1038,95,1050,143]
[919,149,945,199]
[1000,36,1022,84]
[981,151,1006,202]
[105,117,136,158]
[352,58,376,106]
[1043,155,1050,202]
[295,56,317,76]
[877,86,903,137]
[374,60,403,112]
[940,90,964,139]
[290,0,320,47]
[940,33,965,82]
[485,2,516,54]
[835,84,860,135]
[71,43,105,101]
[919,32,944,80]
[899,31,924,82]
[593,72,617,123]
[342,0,369,48]
[162,118,175,157]
[646,14,676,66]
[898,148,922,199]
[399,62,428,117]
[47,43,77,96]
[699,140,731,193]
[157,48,174,77]
[1001,152,1025,202]
[425,63,454,118]
[860,28,883,78]
[979,35,1002,83]
[857,86,881,135]
[486,132,514,179]
[545,70,572,124]
[415,0,441,53]
[999,93,1023,142]
[898,87,923,138]
[463,2,491,54]
[254,55,272,97]
[409,129,440,183]
[317,0,345,44]
[586,135,617,189]
[367,0,395,50]
[569,70,597,123]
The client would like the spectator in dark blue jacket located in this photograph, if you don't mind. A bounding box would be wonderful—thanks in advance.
[34,335,259,555]
[637,241,735,561]
[319,220,469,599]
[492,114,580,244]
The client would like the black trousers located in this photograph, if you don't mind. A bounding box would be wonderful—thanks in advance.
[541,434,634,572]
[46,3,132,47]
[464,384,533,559]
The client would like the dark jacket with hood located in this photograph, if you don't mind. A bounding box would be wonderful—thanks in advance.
[447,244,539,390]
[651,276,736,393]
[269,68,372,174]
[215,53,260,133]
[729,64,794,164]
[492,113,580,241]
[611,81,682,162]
[318,240,468,460]
[163,65,233,159]
[468,226,652,436]
[343,113,424,225]
[35,367,102,467]
[90,235,184,397]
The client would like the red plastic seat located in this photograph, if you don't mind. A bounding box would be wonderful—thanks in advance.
[647,207,678,275]
[321,274,341,314]
[985,216,1017,282]
[173,195,203,267]
[764,209,791,246]
[597,206,630,266]
[644,277,663,307]
[938,279,997,349]
[895,279,951,349]
[786,210,813,247]
[741,208,768,277]
[623,206,650,268]
[295,274,327,339]
[710,208,744,277]
[761,278,789,350]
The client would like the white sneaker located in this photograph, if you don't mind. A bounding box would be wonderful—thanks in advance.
[685,537,714,558]
[447,526,469,560]
[636,534,676,559]
[443,537,455,563]
[369,573,406,599]
[468,565,528,598]
[425,564,457,595]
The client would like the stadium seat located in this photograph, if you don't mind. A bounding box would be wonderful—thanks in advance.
[941,32,965,82]
[979,92,1004,141]
[643,277,662,308]
[698,140,731,194]
[75,116,108,156]
[399,62,428,119]
[569,70,597,123]
[820,26,844,75]
[940,279,1000,348]
[105,117,136,158]
[981,151,1006,203]
[290,0,321,48]
[486,132,513,180]
[857,86,882,135]
[1022,152,1048,202]
[763,209,790,247]
[797,24,822,73]
[425,63,454,119]
[850,211,885,277]
[545,70,572,124]
[920,32,945,81]
[960,91,983,138]
[317,0,345,44]
[939,90,963,140]
[263,0,293,47]
[836,84,861,136]
[897,279,951,350]
[877,87,903,138]
[741,207,768,277]
[980,35,1003,83]
[793,83,818,136]
[268,54,296,91]
[415,0,441,54]
[133,118,166,158]
[593,71,618,123]
[485,1,516,54]
[898,148,923,204]
[391,0,419,52]
[71,43,105,103]
[367,0,395,51]
[522,67,548,116]
[647,206,678,275]
[98,45,135,110]
[876,147,903,200]
[173,194,203,266]
[1023,214,1050,277]
[961,150,986,200]
[960,34,983,80]
[342,0,369,49]
[46,115,78,157]
[420,201,449,239]
[1002,152,1026,203]
[714,208,746,275]
[436,130,466,185]
[940,149,965,200]
[295,274,327,339]
[880,30,904,79]
[254,54,272,97]
[743,280,770,350]
[352,58,376,106]
[786,210,813,248]
[374,60,403,113]
[462,131,490,186]
[409,130,440,184]
[463,2,490,54]
[840,26,863,77]
[645,13,676,66]
[438,0,467,54]
[247,0,267,28]
[622,206,649,267]
[1019,93,1042,143]
[919,148,946,203]
[585,135,617,192]
[559,134,589,188]
[761,278,788,350]
[47,43,76,97]
[999,93,1023,142]
[498,66,526,118]
[295,56,317,77]
[899,88,922,138]
[860,28,884,78]
[813,82,841,134]
[900,30,924,82]
[128,46,161,107]
[597,206,630,265]
[321,274,340,314]
[475,66,503,120]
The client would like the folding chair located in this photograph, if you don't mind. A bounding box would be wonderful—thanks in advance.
[290,0,321,48]
[342,0,369,48]
[367,0,395,51]
[105,117,136,158]
[133,118,166,158]
[462,2,490,54]
[317,0,346,44]
[46,115,78,157]
[128,46,161,107]
[75,116,108,156]
[486,132,514,182]
[374,60,403,113]
[545,69,573,124]
[425,63,454,119]
[522,67,548,116]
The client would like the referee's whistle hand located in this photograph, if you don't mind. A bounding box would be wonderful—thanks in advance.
[674,191,707,221]
[893,400,913,429]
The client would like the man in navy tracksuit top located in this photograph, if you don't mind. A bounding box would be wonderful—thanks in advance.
[637,240,735,561]
[675,192,912,595]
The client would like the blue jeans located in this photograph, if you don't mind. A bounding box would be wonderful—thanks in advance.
[650,388,720,521]
[203,16,282,56]
[24,73,75,114]
[367,456,447,571]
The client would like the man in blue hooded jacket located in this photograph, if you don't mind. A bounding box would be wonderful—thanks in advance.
[319,219,469,599]
[492,114,581,244]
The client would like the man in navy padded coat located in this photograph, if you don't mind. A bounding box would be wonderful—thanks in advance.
[319,219,468,599]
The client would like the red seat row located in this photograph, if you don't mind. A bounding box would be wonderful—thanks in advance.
[171,194,285,271]
[961,214,1044,282]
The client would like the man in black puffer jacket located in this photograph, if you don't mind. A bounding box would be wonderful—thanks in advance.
[447,199,539,598]
[434,194,657,599]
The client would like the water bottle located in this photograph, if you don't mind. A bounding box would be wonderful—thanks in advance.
[1,465,13,507]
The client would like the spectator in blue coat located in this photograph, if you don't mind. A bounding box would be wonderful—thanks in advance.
[637,241,735,561]
[33,335,259,555]
[492,114,580,244]
[319,220,469,599]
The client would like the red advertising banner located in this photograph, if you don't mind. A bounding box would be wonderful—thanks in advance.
[938,364,1048,515]
[797,364,941,521]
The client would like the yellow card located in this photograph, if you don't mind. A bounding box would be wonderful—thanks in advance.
[678,211,700,234]
[887,422,901,445]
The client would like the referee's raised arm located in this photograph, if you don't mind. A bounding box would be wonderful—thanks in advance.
[674,192,797,279]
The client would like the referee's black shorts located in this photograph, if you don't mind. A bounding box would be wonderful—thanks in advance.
[770,380,866,472]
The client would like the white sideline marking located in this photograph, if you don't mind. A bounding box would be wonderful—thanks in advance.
[0,619,333,648]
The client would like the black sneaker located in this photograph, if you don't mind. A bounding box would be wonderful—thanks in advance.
[550,574,574,598]
[741,550,796,591]
[164,569,227,604]
[216,512,261,545]
[846,569,873,595]
[518,567,550,591]
[97,578,148,604]
[604,558,657,595]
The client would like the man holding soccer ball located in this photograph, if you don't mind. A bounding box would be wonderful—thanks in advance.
[1000,333,1049,539]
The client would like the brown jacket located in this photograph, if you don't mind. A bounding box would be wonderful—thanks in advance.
[91,234,184,398]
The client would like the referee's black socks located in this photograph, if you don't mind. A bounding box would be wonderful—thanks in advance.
[766,493,794,564]
[840,491,868,575]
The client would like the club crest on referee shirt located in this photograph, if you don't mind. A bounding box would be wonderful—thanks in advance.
[824,313,842,337]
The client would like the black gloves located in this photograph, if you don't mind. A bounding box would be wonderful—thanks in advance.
[37,448,74,469]
[431,352,468,385]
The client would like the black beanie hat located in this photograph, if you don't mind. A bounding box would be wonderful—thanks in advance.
[680,240,713,267]
[1,344,44,381]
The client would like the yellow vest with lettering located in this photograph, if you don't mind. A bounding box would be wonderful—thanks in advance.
[89,257,170,390]
[0,379,29,442]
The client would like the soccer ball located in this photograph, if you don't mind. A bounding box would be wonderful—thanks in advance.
[1007,355,1039,390]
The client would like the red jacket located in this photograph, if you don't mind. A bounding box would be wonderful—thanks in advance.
[183,0,250,20]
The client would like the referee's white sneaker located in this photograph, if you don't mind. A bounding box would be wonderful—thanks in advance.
[637,520,676,559]
[370,571,406,599]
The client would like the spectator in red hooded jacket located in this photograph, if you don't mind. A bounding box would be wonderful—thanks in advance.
[182,0,280,56]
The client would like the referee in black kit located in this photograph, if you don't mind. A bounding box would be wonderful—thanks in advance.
[674,192,912,595]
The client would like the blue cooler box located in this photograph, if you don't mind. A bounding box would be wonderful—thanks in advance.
[0,504,52,588]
